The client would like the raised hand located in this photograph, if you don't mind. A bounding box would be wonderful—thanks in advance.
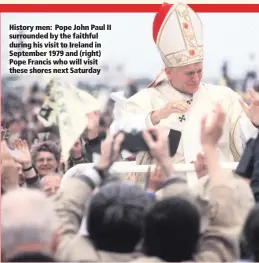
[194,153,208,178]
[145,164,165,193]
[142,128,173,177]
[239,89,259,127]
[200,104,225,147]
[1,141,19,191]
[12,139,32,168]
[97,131,125,169]
[142,128,170,165]
[70,139,83,159]
[87,111,100,140]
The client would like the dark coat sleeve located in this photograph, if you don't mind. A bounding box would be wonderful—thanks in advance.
[250,134,259,202]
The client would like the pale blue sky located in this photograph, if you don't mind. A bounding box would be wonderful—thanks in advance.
[2,12,259,82]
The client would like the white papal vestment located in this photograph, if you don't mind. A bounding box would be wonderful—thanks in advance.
[114,80,258,188]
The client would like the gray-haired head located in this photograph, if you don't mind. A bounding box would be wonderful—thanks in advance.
[1,187,58,261]
[40,173,61,197]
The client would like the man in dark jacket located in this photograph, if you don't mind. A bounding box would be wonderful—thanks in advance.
[248,133,259,202]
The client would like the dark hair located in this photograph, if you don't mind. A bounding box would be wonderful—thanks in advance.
[244,204,259,261]
[143,197,200,262]
[31,140,61,164]
[6,252,54,262]
[87,182,151,253]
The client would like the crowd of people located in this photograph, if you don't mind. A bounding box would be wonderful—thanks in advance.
[2,2,259,262]
[2,87,259,262]
[220,53,259,93]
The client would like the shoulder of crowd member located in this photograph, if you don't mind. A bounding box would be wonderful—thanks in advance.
[202,176,252,238]
[192,176,244,261]
[61,164,119,189]
[198,172,254,230]
[59,236,143,262]
[55,234,98,261]
[126,86,159,102]
[61,233,143,262]
[232,175,255,221]
[160,175,195,201]
[67,155,89,169]
[64,169,101,190]
[61,163,89,181]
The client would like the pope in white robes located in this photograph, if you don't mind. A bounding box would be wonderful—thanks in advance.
[112,2,259,187]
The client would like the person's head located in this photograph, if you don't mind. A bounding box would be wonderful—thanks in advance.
[40,173,61,197]
[165,62,203,94]
[244,204,259,261]
[87,181,151,253]
[143,197,200,262]
[31,140,60,177]
[1,188,58,261]
[8,118,21,134]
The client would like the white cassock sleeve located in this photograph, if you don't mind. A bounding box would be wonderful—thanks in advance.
[109,91,127,134]
[121,89,158,129]
[228,93,258,161]
[109,89,158,135]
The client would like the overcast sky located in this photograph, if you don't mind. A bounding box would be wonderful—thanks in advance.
[2,12,259,83]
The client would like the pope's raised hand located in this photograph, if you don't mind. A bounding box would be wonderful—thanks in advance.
[239,89,259,127]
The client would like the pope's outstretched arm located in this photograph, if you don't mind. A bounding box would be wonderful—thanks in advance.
[110,88,158,134]
[123,89,156,127]
[228,90,258,161]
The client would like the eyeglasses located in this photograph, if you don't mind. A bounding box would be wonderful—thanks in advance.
[36,157,56,163]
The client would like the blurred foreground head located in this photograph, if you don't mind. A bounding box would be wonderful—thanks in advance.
[1,188,58,262]
[143,196,200,262]
[87,181,152,253]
